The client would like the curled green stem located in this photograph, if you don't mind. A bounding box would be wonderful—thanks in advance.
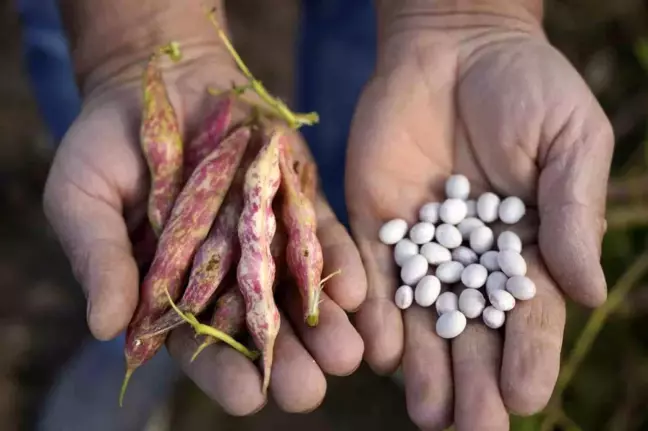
[164,288,259,361]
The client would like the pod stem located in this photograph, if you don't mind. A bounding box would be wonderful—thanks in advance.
[190,340,212,362]
[306,269,342,327]
[164,289,259,361]
[119,367,134,407]
[205,8,318,129]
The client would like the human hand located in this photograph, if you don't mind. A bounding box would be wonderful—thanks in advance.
[346,2,613,429]
[43,44,366,415]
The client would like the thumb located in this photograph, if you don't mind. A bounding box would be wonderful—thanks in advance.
[43,151,140,340]
[538,102,614,308]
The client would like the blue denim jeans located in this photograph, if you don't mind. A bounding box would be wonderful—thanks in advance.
[21,0,376,428]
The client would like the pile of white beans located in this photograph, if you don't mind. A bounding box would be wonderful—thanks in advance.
[378,174,536,339]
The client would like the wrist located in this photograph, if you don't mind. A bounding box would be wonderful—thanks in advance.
[375,0,544,46]
[58,0,231,97]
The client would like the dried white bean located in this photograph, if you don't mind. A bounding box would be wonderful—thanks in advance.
[395,285,414,309]
[452,246,478,266]
[409,222,436,244]
[436,291,459,315]
[480,251,500,272]
[506,276,537,300]
[435,224,462,249]
[457,217,484,240]
[419,202,440,224]
[489,289,516,312]
[436,261,465,284]
[439,198,468,225]
[420,242,452,265]
[498,250,527,277]
[459,289,486,318]
[497,231,522,253]
[469,225,494,254]
[499,196,526,224]
[461,263,488,288]
[482,306,505,329]
[379,218,408,245]
[466,200,477,217]
[401,254,429,285]
[394,239,419,266]
[445,174,471,200]
[476,192,500,223]
[436,310,467,339]
[486,271,508,295]
[414,276,441,307]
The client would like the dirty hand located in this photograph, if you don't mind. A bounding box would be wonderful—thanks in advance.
[43,45,366,415]
[346,1,613,429]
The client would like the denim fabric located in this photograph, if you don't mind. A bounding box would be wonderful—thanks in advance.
[296,0,376,226]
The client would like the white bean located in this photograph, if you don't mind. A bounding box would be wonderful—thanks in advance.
[489,289,516,312]
[486,271,508,295]
[482,306,505,329]
[457,217,484,240]
[414,276,441,307]
[409,222,436,244]
[419,202,440,224]
[458,289,486,318]
[506,276,537,300]
[445,174,471,200]
[436,310,467,339]
[401,254,429,285]
[480,251,500,272]
[436,261,465,284]
[435,224,462,249]
[499,196,526,224]
[379,218,408,245]
[394,239,419,266]
[498,250,527,277]
[497,231,522,253]
[420,242,452,265]
[476,192,500,223]
[452,246,478,266]
[395,285,414,310]
[469,225,494,254]
[465,200,477,217]
[461,263,488,288]
[436,291,459,315]
[439,198,468,225]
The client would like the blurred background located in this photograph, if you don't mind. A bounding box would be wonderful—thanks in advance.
[1,0,648,430]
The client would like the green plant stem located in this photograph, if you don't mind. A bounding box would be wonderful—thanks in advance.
[541,252,648,430]
[606,205,648,230]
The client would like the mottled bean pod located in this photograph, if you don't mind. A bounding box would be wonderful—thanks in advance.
[237,129,282,394]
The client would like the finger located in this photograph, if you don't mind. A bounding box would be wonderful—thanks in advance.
[402,306,453,431]
[280,288,364,376]
[538,107,613,307]
[43,153,139,340]
[166,325,266,416]
[501,247,565,415]
[315,195,367,311]
[269,313,327,413]
[452,299,509,431]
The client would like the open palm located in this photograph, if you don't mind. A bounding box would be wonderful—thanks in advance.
[346,24,613,430]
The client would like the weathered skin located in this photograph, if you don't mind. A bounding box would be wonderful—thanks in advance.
[125,126,251,373]
[140,54,184,236]
[183,95,233,181]
[237,130,282,394]
[278,135,324,326]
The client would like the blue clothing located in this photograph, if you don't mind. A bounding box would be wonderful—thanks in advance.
[18,0,376,429]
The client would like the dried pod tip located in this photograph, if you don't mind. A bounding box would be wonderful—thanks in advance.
[163,289,259,361]
[119,367,134,407]
[306,269,343,327]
